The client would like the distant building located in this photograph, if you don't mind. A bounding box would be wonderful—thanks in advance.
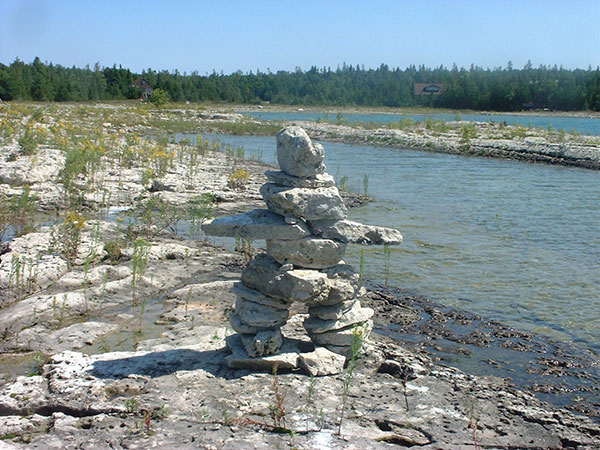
[414,83,444,96]
[132,78,153,99]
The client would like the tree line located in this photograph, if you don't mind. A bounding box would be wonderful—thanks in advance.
[2,57,600,111]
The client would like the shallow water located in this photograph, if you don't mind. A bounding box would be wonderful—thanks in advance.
[194,133,600,356]
[242,111,600,136]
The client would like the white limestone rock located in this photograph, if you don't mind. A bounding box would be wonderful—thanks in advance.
[304,304,374,335]
[310,320,373,347]
[298,347,346,376]
[266,237,346,269]
[241,254,329,303]
[308,299,358,320]
[260,183,347,221]
[309,219,403,245]
[241,329,283,357]
[276,126,326,178]
[232,282,291,310]
[235,297,290,329]
[265,170,335,188]
[230,312,261,334]
[202,209,310,240]
[225,334,300,370]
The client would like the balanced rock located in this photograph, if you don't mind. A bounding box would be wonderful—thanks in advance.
[230,313,260,334]
[235,298,289,329]
[304,304,374,334]
[260,183,347,221]
[202,209,311,241]
[308,299,358,320]
[266,237,346,269]
[241,329,283,357]
[309,219,403,245]
[310,320,373,347]
[225,334,300,370]
[276,126,326,178]
[232,282,290,310]
[265,170,335,188]
[241,254,329,303]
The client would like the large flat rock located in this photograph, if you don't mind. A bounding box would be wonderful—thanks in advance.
[260,183,347,221]
[265,170,335,188]
[235,297,290,329]
[304,304,374,335]
[202,209,310,240]
[311,320,373,347]
[309,219,403,245]
[266,237,346,269]
[241,254,330,303]
[225,334,302,370]
[232,282,291,310]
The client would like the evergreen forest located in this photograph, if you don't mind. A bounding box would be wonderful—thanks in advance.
[2,57,600,111]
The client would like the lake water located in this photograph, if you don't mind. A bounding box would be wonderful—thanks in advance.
[199,133,600,356]
[242,111,600,136]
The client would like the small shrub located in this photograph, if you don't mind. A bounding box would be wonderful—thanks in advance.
[103,239,123,264]
[460,123,478,151]
[188,193,215,238]
[0,186,38,240]
[18,127,38,156]
[51,211,86,265]
[228,168,249,190]
[150,88,169,107]
[123,195,183,239]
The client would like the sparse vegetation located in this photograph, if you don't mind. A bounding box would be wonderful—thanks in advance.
[338,324,369,436]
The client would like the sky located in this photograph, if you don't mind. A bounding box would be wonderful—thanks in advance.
[1,0,599,74]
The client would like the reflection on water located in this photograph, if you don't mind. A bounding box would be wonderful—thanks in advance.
[193,133,600,356]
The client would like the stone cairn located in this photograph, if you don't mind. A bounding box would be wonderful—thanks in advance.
[203,126,402,370]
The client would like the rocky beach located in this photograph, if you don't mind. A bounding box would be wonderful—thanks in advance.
[1,102,599,448]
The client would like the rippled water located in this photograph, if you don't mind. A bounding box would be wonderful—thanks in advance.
[200,133,600,355]
[242,111,600,136]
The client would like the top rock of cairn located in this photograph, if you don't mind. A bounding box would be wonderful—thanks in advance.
[276,126,326,178]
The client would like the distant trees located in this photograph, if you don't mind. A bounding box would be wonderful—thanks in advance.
[1,58,599,111]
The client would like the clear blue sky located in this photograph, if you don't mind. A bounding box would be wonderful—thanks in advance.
[1,0,598,74]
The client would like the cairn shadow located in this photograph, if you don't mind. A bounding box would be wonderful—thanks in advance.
[90,347,240,380]
[90,336,313,380]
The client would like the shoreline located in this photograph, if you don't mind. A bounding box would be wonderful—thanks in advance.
[234,102,600,119]
[204,105,600,170]
[0,102,599,447]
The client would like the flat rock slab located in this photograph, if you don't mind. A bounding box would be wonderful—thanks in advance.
[309,219,403,245]
[298,347,346,376]
[304,305,374,334]
[260,183,347,221]
[241,254,329,303]
[311,320,373,347]
[265,170,335,188]
[266,237,346,269]
[232,282,290,310]
[235,297,290,329]
[202,209,310,240]
[225,334,303,370]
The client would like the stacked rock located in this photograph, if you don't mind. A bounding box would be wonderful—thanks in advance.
[203,126,402,361]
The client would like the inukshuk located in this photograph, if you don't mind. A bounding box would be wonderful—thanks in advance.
[203,126,402,366]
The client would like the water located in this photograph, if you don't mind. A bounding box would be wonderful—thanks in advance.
[242,111,600,136]
[193,133,600,356]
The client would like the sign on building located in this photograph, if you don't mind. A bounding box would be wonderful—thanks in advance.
[414,83,444,96]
